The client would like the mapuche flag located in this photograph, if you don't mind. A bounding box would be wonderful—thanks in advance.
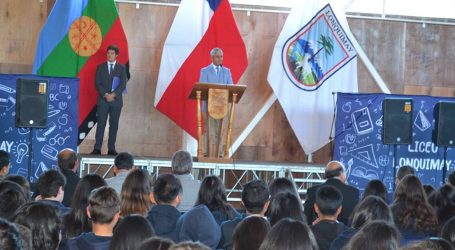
[32,0,129,144]
[154,0,248,139]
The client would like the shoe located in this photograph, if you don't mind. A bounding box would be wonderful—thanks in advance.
[107,150,118,156]
[90,149,101,155]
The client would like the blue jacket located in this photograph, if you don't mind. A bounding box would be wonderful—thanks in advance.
[147,204,181,239]
[61,232,111,250]
[199,64,233,84]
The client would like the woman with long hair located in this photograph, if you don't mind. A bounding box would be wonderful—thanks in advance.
[232,216,270,250]
[343,221,400,250]
[120,168,153,216]
[109,214,155,250]
[259,218,318,250]
[266,192,306,226]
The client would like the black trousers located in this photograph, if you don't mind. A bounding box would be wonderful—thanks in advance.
[94,98,122,151]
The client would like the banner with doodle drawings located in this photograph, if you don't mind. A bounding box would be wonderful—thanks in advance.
[0,74,78,182]
[333,92,455,192]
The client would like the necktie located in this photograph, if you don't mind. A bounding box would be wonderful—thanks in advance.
[109,64,114,75]
[215,66,219,75]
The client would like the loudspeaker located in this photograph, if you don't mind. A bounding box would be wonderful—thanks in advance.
[15,78,49,128]
[433,102,455,147]
[382,98,413,144]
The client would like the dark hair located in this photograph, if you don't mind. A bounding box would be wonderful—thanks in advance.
[397,165,416,181]
[153,174,182,204]
[315,185,343,216]
[57,149,78,171]
[351,196,393,229]
[392,175,438,232]
[448,171,455,187]
[13,202,61,250]
[268,178,300,199]
[137,236,174,250]
[169,241,211,250]
[0,181,28,220]
[267,192,306,226]
[259,218,318,250]
[38,169,66,198]
[64,174,107,238]
[109,215,155,250]
[107,44,119,55]
[242,180,269,214]
[343,220,400,250]
[120,169,153,216]
[196,175,234,220]
[0,150,10,171]
[114,152,134,170]
[0,218,23,250]
[362,179,388,202]
[402,238,455,250]
[171,150,193,175]
[424,185,436,200]
[88,186,120,224]
[429,184,455,227]
[441,217,455,246]
[325,167,344,179]
[232,216,270,250]
[14,224,31,250]
[4,175,31,197]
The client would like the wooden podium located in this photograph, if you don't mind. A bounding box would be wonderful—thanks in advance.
[189,83,247,161]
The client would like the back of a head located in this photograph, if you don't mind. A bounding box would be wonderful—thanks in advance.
[120,168,153,216]
[441,217,455,246]
[268,177,299,198]
[137,236,174,250]
[114,152,134,170]
[430,184,455,223]
[343,220,400,250]
[4,175,30,196]
[88,186,120,224]
[351,195,393,229]
[0,150,10,172]
[424,184,436,200]
[259,218,318,250]
[57,148,78,171]
[13,202,61,250]
[38,169,66,199]
[402,238,455,250]
[169,241,211,250]
[0,181,28,220]
[242,180,269,214]
[232,216,270,250]
[0,218,23,250]
[325,161,345,179]
[397,165,416,181]
[315,185,343,216]
[153,173,182,204]
[196,175,228,211]
[109,215,155,250]
[362,179,388,202]
[171,150,193,175]
[267,192,305,226]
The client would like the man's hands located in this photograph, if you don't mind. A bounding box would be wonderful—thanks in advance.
[104,92,116,102]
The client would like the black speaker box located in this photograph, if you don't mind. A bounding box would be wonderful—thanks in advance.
[433,102,455,147]
[382,98,413,144]
[15,78,49,128]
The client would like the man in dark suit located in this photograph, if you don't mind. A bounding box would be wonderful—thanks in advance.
[91,44,127,156]
[304,161,359,225]
[57,148,80,207]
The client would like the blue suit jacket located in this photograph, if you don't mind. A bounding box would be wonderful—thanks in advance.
[199,64,233,84]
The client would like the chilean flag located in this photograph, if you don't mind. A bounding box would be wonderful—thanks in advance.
[154,0,248,139]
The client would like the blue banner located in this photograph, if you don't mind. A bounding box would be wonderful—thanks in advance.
[0,74,79,182]
[334,93,455,193]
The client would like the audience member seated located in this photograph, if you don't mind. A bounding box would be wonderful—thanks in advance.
[174,204,221,249]
[0,180,28,220]
[37,169,71,217]
[343,220,400,250]
[441,217,455,247]
[171,150,201,212]
[147,174,182,239]
[105,152,134,194]
[195,175,240,225]
[259,218,318,250]
[267,192,306,226]
[169,241,210,250]
[362,179,387,202]
[311,186,348,250]
[0,218,24,250]
[396,165,416,186]
[120,168,153,216]
[401,238,455,250]
[4,175,31,198]
[14,202,61,250]
[268,177,301,203]
[428,184,455,229]
[0,150,11,180]
[423,184,436,201]
[109,214,155,250]
[330,195,394,250]
[304,161,359,225]
[138,236,174,250]
[57,148,81,207]
[64,174,107,238]
[391,175,437,245]
[63,187,120,250]
[231,216,270,250]
[218,180,269,250]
